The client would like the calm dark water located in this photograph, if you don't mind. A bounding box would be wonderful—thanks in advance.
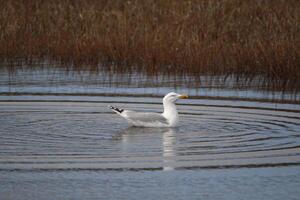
[0,68,300,199]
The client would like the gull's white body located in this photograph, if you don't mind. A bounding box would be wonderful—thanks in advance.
[109,92,187,127]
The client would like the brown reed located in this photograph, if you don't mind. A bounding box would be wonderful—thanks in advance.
[0,0,299,91]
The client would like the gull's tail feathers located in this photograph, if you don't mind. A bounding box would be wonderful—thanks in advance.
[108,105,124,115]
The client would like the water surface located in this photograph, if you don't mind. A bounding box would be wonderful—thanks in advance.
[0,68,300,199]
[1,167,300,200]
[1,97,299,170]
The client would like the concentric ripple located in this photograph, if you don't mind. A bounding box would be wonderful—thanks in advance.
[0,98,299,170]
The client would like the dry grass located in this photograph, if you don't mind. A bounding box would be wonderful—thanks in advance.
[0,0,299,90]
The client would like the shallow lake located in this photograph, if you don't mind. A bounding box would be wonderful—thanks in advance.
[0,68,299,199]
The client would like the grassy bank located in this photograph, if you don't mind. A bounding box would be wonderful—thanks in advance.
[0,0,299,90]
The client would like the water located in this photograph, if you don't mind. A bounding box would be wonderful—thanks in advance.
[0,68,300,199]
[1,67,299,101]
[1,167,300,200]
[1,99,300,170]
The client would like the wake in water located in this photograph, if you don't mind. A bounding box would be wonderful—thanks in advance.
[0,95,299,170]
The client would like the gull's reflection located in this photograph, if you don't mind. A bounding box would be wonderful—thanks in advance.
[114,127,177,170]
[162,128,176,171]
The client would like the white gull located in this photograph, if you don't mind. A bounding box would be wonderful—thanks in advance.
[109,92,188,127]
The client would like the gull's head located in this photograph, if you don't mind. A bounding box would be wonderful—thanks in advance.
[163,92,188,104]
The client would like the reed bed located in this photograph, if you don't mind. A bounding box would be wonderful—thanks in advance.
[0,0,299,91]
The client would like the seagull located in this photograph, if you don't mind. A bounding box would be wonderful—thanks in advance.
[109,92,188,127]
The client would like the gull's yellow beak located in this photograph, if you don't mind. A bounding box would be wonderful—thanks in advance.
[178,94,188,99]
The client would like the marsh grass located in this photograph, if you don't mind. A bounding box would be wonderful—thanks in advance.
[0,0,299,91]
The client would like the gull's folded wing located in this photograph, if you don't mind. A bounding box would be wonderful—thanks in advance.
[123,111,168,124]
